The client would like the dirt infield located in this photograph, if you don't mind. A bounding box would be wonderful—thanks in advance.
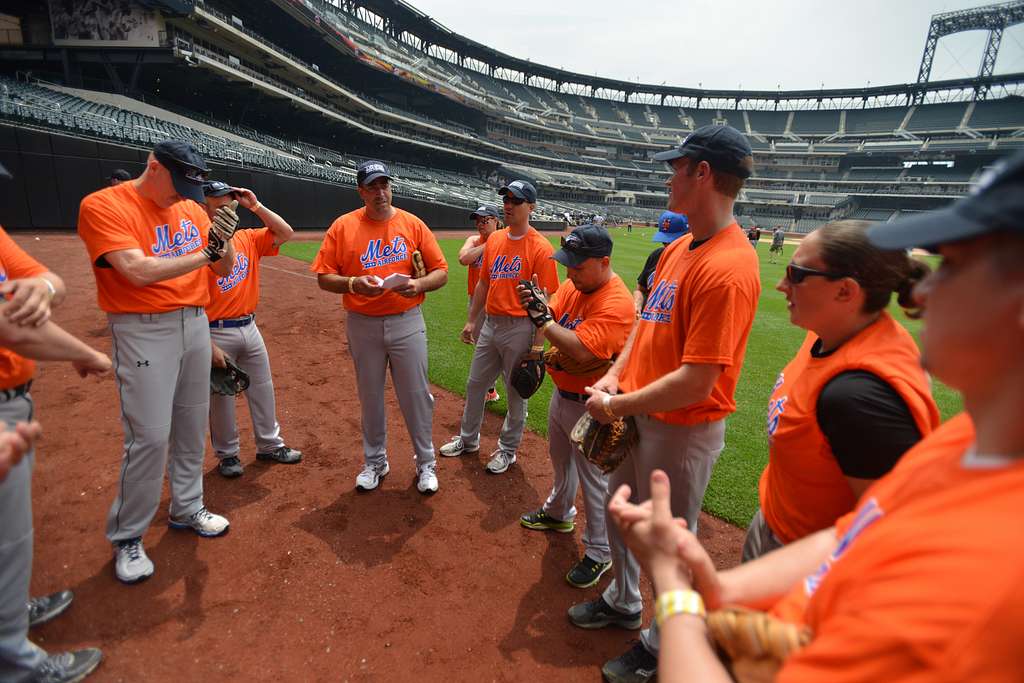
[18,233,743,682]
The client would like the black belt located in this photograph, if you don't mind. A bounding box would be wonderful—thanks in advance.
[210,314,254,329]
[558,389,587,403]
[0,381,32,402]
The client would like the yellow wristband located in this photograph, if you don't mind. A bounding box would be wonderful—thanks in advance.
[541,320,556,332]
[251,201,263,213]
[348,276,356,293]
[655,589,706,627]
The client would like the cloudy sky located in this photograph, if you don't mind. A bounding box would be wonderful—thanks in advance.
[406,0,1024,90]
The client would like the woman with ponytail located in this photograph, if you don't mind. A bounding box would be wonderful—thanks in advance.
[744,220,940,561]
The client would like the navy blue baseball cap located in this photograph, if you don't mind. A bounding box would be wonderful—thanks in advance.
[653,211,689,243]
[356,160,392,187]
[654,125,753,179]
[553,224,613,268]
[470,204,500,220]
[109,168,131,183]
[203,180,236,198]
[499,180,538,203]
[153,140,209,204]
[869,149,1024,251]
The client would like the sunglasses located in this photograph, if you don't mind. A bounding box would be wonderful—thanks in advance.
[559,235,603,256]
[502,196,526,206]
[182,166,209,184]
[785,263,849,284]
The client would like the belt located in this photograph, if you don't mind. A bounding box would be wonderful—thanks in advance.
[558,389,587,403]
[210,314,254,329]
[0,381,32,402]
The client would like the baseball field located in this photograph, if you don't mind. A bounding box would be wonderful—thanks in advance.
[281,227,963,527]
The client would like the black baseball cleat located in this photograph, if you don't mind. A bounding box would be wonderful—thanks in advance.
[30,648,103,683]
[565,556,612,588]
[602,641,657,683]
[28,590,74,628]
[567,596,642,630]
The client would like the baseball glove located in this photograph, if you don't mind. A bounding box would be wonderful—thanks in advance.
[202,200,240,262]
[210,358,250,396]
[518,279,553,328]
[412,250,427,278]
[706,607,812,683]
[570,412,638,474]
[510,347,546,399]
[544,346,613,377]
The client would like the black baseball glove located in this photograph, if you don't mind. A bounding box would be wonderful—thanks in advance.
[510,346,546,399]
[519,279,553,328]
[210,359,250,396]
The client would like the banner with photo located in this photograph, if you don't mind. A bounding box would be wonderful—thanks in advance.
[49,0,165,47]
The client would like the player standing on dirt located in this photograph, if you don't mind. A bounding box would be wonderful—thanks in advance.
[311,161,448,494]
[77,140,238,585]
[439,181,559,475]
[202,181,302,478]
[458,204,502,403]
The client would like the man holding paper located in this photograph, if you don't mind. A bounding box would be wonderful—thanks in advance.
[312,161,449,494]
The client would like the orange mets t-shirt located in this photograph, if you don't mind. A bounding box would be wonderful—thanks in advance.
[760,313,940,544]
[547,274,635,394]
[774,413,1024,681]
[311,207,447,316]
[205,228,279,322]
[77,182,213,313]
[0,226,48,389]
[619,223,760,425]
[480,228,559,317]
[467,231,497,297]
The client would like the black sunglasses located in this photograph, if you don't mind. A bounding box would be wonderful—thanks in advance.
[785,263,849,284]
[502,196,526,206]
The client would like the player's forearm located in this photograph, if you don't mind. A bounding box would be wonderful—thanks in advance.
[544,324,597,363]
[714,528,837,610]
[417,268,447,293]
[458,242,484,265]
[605,322,639,379]
[658,618,733,683]
[116,252,212,287]
[467,282,487,323]
[0,314,103,363]
[632,288,645,314]
[609,362,719,417]
[208,241,236,277]
[256,204,294,245]
[316,273,350,294]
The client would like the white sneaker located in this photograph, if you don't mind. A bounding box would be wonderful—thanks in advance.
[168,506,230,537]
[486,449,516,474]
[356,462,389,491]
[439,436,475,457]
[416,462,439,494]
[114,538,154,584]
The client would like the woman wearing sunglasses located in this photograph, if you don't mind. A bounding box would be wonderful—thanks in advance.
[745,219,941,561]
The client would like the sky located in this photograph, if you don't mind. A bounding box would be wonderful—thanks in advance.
[404,0,1024,91]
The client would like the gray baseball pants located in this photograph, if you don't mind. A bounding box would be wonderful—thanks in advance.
[105,307,212,542]
[600,415,726,655]
[741,507,784,562]
[0,394,45,681]
[543,391,611,562]
[458,315,534,453]
[209,319,286,459]
[345,306,435,468]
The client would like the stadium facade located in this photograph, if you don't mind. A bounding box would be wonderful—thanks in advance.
[0,0,1022,229]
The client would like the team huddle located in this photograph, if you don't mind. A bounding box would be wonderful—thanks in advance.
[0,123,1022,683]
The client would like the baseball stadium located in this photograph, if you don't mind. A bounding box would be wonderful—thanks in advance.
[0,0,1022,681]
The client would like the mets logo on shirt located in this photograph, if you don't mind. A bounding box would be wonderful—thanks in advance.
[151,219,202,258]
[766,372,787,441]
[557,312,583,330]
[490,254,522,280]
[360,236,408,269]
[640,278,677,323]
[216,252,251,294]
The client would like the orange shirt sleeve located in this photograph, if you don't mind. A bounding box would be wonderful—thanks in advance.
[77,194,136,263]
[0,228,47,279]
[680,282,745,367]
[254,228,280,257]
[310,221,342,274]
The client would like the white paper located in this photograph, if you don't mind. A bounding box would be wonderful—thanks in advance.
[379,273,411,290]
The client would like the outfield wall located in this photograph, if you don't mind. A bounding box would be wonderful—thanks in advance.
[0,124,563,232]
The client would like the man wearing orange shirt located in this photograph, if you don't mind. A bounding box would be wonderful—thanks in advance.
[439,180,559,474]
[458,204,502,403]
[312,161,448,494]
[569,125,760,683]
[203,181,301,478]
[605,147,1024,683]
[516,225,635,588]
[77,140,238,585]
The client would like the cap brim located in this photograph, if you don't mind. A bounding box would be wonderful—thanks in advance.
[206,187,236,198]
[653,231,684,243]
[499,186,530,201]
[653,148,686,162]
[552,249,589,268]
[867,206,984,251]
[359,172,392,187]
[170,171,206,205]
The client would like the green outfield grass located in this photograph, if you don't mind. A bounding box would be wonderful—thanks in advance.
[282,229,962,527]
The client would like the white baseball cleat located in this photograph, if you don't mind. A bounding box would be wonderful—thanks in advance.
[356,462,389,491]
[485,449,516,474]
[114,538,154,584]
[168,506,230,537]
[416,462,439,494]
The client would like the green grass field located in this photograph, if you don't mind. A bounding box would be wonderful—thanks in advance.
[282,230,962,527]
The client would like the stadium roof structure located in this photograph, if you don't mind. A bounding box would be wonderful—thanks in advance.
[332,0,1024,107]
